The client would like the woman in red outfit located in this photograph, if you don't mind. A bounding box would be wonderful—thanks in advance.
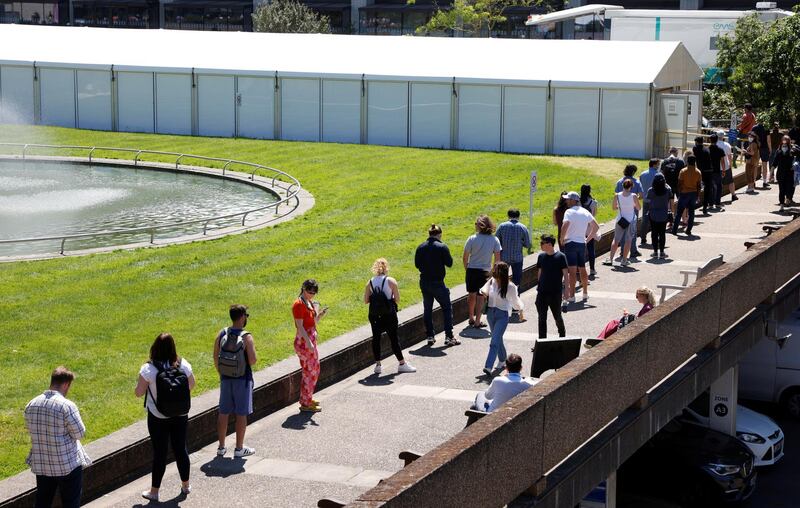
[293,279,328,412]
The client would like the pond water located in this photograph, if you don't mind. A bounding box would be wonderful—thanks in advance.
[0,161,278,256]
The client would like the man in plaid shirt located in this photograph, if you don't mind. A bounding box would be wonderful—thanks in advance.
[496,208,532,288]
[24,366,91,508]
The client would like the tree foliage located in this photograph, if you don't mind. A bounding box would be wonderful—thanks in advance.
[252,0,331,34]
[413,0,535,36]
[715,10,800,125]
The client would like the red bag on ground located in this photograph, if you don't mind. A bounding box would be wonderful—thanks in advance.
[597,319,621,339]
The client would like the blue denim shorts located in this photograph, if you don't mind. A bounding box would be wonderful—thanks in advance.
[219,377,253,416]
[562,241,586,267]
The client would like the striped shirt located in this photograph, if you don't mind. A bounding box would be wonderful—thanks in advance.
[24,390,91,477]
[496,219,531,264]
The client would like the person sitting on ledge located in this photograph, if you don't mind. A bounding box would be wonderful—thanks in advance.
[471,353,537,413]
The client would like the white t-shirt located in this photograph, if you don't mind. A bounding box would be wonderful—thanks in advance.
[717,141,732,170]
[480,278,524,315]
[369,275,393,299]
[140,359,193,419]
[562,206,595,244]
[616,192,637,222]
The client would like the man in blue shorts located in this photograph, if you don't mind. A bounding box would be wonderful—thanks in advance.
[559,191,599,305]
[214,304,257,458]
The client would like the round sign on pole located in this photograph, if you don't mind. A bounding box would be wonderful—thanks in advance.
[530,171,538,193]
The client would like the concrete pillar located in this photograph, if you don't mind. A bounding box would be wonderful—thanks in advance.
[709,366,738,437]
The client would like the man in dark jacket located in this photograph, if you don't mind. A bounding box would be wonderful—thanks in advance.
[693,136,713,214]
[415,224,457,346]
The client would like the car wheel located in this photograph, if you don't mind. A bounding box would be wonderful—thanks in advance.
[781,388,800,419]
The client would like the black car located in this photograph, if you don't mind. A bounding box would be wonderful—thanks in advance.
[618,417,756,507]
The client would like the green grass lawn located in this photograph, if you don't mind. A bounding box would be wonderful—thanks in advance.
[0,125,640,479]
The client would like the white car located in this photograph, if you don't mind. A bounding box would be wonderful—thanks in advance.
[681,392,785,467]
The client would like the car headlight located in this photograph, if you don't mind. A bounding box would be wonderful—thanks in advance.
[737,432,766,444]
[707,463,741,476]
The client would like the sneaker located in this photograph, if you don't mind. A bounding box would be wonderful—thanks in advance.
[602,259,613,266]
[639,241,648,247]
[444,336,461,346]
[582,293,589,302]
[426,336,435,346]
[398,362,417,373]
[780,204,785,212]
[561,300,569,313]
[234,446,256,457]
[141,491,159,502]
[589,269,597,276]
[181,485,192,496]
[732,195,739,201]
[300,405,321,413]
[216,446,226,457]
[374,363,382,375]
[620,259,631,266]
[650,252,659,258]
[568,296,575,303]
[495,362,506,371]
[482,367,493,377]
[475,321,487,328]
[659,252,668,259]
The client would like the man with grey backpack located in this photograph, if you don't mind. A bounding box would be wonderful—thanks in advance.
[214,304,257,458]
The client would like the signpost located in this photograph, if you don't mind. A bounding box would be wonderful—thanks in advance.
[529,171,537,254]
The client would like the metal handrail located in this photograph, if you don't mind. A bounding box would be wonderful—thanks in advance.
[0,143,302,255]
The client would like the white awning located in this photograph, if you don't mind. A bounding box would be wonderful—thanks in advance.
[525,4,623,26]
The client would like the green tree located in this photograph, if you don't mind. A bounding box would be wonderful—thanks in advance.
[716,11,800,125]
[252,0,332,34]
[413,0,538,36]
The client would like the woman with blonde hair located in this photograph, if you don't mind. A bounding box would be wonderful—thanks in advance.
[463,214,502,329]
[364,258,416,375]
[635,286,656,317]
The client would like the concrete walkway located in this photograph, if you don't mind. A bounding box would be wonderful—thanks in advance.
[87,182,795,508]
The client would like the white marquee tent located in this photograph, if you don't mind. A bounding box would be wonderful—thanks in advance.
[0,25,703,158]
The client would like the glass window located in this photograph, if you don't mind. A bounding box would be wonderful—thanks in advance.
[402,11,427,35]
[374,10,400,35]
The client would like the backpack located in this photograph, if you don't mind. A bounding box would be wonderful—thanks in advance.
[147,361,191,418]
[368,277,395,319]
[217,328,248,378]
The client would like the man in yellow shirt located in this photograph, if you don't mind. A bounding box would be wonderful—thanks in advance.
[672,155,702,237]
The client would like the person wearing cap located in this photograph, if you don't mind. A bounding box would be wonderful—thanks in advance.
[559,191,598,303]
[716,130,738,200]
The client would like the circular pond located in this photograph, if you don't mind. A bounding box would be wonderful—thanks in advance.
[0,159,282,257]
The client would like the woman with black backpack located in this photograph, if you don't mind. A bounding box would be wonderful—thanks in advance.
[135,332,195,502]
[364,258,416,375]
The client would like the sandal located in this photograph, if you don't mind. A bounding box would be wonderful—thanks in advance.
[475,321,487,328]
[468,319,475,328]
[445,336,461,346]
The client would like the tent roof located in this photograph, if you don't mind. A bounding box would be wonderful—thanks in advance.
[0,24,703,90]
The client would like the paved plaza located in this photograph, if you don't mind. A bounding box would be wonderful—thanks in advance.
[87,180,795,507]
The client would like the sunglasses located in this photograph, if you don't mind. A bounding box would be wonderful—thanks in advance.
[245,313,250,317]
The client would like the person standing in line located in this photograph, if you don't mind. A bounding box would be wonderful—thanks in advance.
[215,305,257,453]
[293,280,327,412]
[479,262,524,377]
[552,192,568,247]
[364,258,416,375]
[471,354,536,412]
[751,121,770,185]
[535,234,568,339]
[672,155,702,237]
[738,103,756,150]
[706,135,726,207]
[773,135,797,211]
[717,130,738,199]
[660,147,684,222]
[463,215,502,329]
[580,184,599,277]
[560,191,599,302]
[604,179,640,267]
[638,158,660,247]
[614,165,644,258]
[769,122,783,183]
[646,174,674,259]
[496,208,532,291]
[136,333,195,502]
[745,132,762,194]
[415,224,458,346]
[24,366,91,508]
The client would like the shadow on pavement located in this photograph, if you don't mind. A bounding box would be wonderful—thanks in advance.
[459,327,491,339]
[200,456,248,477]
[409,344,447,357]
[281,411,320,431]
[133,491,188,507]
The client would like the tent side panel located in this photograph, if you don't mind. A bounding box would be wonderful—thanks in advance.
[76,70,111,131]
[0,66,34,124]
[600,90,648,158]
[322,80,360,144]
[281,78,320,142]
[410,83,450,149]
[117,72,154,133]
[457,85,501,152]
[237,76,274,139]
[198,75,235,137]
[502,87,546,154]
[40,68,76,128]
[553,88,599,156]
[155,73,191,135]
[366,81,407,147]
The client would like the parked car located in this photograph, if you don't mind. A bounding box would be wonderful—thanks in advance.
[740,308,800,419]
[680,391,785,466]
[618,418,756,507]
